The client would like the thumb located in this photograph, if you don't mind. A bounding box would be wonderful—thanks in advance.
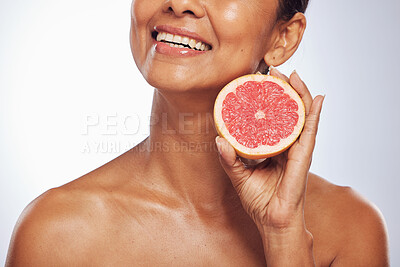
[216,136,252,187]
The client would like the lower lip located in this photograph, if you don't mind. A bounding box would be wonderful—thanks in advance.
[153,40,208,57]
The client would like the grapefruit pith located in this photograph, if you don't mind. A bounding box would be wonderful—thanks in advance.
[214,74,305,159]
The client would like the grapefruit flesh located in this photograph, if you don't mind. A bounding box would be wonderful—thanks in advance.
[214,74,305,159]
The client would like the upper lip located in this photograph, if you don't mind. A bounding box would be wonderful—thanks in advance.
[153,25,212,47]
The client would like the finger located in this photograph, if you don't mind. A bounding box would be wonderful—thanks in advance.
[298,94,325,154]
[269,66,290,83]
[289,70,313,116]
[215,136,252,188]
[277,95,325,204]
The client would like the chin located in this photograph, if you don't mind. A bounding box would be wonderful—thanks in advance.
[145,74,207,93]
[140,65,204,93]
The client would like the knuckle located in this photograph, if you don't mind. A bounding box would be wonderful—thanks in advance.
[303,124,318,135]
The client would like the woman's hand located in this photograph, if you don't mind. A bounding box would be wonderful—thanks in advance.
[216,68,324,266]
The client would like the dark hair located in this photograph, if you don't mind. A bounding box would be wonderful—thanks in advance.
[278,0,309,21]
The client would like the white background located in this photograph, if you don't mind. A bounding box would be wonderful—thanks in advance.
[1,0,399,265]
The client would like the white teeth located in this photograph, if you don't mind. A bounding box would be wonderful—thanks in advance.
[165,33,174,42]
[188,39,196,48]
[173,35,182,43]
[182,37,189,45]
[160,32,166,40]
[195,42,202,50]
[156,31,211,51]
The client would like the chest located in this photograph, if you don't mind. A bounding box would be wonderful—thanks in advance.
[84,209,336,266]
[87,218,267,266]
[89,231,334,267]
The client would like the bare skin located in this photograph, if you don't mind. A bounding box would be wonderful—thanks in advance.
[5,134,389,266]
[7,0,389,265]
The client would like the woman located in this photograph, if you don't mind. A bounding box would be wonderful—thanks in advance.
[6,0,389,266]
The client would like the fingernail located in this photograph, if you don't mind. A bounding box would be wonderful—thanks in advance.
[215,136,223,154]
[292,69,301,80]
[318,94,326,107]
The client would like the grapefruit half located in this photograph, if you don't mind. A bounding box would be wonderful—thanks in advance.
[214,74,305,159]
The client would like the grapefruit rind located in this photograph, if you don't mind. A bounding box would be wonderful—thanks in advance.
[214,74,306,159]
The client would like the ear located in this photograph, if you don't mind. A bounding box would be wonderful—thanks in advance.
[263,13,307,67]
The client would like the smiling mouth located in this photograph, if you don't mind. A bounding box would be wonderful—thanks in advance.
[152,31,212,52]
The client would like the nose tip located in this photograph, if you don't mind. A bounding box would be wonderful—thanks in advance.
[162,0,205,18]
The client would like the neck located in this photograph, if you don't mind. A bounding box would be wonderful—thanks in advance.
[142,89,240,214]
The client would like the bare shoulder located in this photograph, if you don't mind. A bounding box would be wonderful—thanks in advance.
[6,178,107,266]
[6,154,143,266]
[306,173,389,267]
[6,148,158,266]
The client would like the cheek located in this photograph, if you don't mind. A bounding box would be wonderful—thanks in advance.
[130,0,157,66]
[131,0,155,23]
[216,2,275,49]
[222,2,240,22]
[212,2,276,70]
[214,2,256,42]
